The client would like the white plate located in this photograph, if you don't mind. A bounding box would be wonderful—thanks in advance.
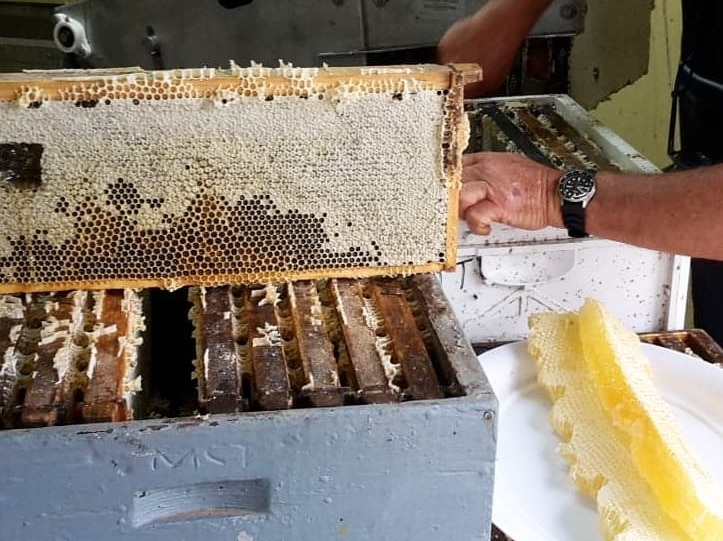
[478,341,723,541]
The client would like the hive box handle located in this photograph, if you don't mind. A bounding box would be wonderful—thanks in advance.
[131,478,270,527]
[479,250,577,287]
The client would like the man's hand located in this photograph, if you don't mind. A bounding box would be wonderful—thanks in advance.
[459,152,562,235]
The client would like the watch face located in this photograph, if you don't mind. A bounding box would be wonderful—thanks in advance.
[559,170,596,203]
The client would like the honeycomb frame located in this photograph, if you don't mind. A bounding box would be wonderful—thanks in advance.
[0,63,479,294]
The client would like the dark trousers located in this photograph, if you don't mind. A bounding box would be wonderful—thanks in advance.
[691,259,723,344]
[675,70,723,344]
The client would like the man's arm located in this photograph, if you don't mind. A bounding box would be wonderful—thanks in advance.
[459,152,723,260]
[438,0,555,97]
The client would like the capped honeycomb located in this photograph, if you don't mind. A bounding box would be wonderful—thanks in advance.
[0,62,479,294]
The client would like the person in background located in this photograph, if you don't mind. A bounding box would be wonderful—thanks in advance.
[438,0,723,344]
[438,0,555,98]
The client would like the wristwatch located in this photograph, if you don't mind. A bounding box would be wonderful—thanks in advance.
[558,169,597,238]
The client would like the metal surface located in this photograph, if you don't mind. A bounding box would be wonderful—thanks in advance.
[0,2,64,72]
[52,0,585,69]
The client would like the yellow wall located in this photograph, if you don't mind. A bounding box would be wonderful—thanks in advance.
[591,0,682,168]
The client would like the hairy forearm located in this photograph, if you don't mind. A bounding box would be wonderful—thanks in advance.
[581,167,723,259]
[438,0,555,96]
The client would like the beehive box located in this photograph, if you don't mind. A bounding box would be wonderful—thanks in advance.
[0,275,498,541]
[0,63,478,294]
[442,95,690,345]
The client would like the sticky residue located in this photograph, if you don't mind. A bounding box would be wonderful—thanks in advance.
[251,284,280,307]
[252,322,282,347]
[361,297,400,393]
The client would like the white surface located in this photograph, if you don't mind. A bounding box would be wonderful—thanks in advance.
[478,341,723,541]
[442,240,689,342]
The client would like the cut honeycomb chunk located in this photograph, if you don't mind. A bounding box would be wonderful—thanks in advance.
[529,299,723,541]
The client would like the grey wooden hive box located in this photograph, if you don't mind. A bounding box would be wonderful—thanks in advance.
[0,275,498,541]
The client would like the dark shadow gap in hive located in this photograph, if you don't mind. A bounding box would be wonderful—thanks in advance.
[144,287,198,418]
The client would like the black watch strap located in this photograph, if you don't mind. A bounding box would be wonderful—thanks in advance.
[561,200,588,238]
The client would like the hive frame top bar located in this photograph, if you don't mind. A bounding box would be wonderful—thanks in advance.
[0,63,481,98]
[0,62,480,294]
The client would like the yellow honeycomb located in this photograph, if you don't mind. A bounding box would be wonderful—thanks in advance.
[0,63,476,293]
[529,301,723,541]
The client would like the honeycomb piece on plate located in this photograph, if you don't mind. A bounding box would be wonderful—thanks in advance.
[0,63,479,294]
[528,299,723,541]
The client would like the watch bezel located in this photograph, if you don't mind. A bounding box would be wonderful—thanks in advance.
[558,169,597,206]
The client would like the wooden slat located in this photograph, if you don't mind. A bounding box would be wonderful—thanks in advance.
[373,280,443,400]
[0,64,481,100]
[1,294,44,425]
[81,291,129,423]
[687,329,723,366]
[20,292,74,427]
[443,66,465,269]
[229,286,253,410]
[479,104,554,166]
[408,273,490,395]
[0,296,24,415]
[514,109,590,170]
[0,264,448,296]
[331,280,395,403]
[491,525,513,541]
[651,334,689,354]
[639,329,723,367]
[52,291,92,423]
[288,281,344,407]
[197,287,240,413]
[534,104,616,170]
[245,289,291,411]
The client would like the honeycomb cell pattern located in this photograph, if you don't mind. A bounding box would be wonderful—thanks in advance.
[0,64,468,292]
[0,184,382,284]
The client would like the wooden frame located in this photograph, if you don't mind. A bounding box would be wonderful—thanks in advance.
[0,63,480,293]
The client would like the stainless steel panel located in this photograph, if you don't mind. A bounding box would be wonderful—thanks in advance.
[363,0,585,49]
[57,0,365,69]
[54,0,586,69]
